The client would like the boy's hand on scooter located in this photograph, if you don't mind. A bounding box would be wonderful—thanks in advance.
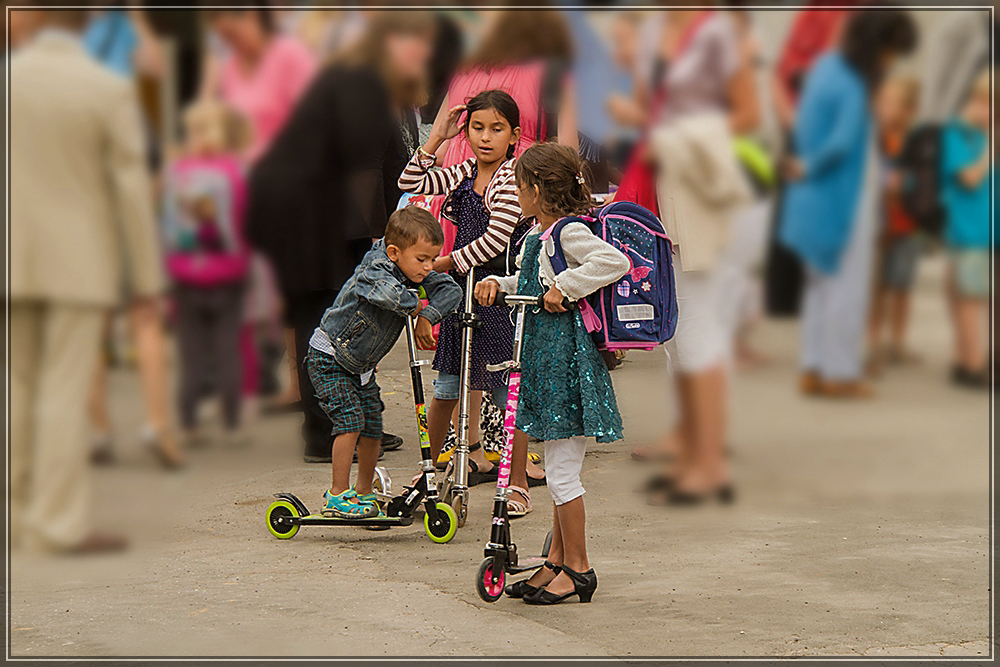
[410,299,424,317]
[414,315,437,350]
[543,285,569,313]
[474,279,499,306]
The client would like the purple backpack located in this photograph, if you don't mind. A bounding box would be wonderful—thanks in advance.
[548,201,677,351]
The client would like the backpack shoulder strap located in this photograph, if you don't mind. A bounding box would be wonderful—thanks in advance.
[546,216,592,275]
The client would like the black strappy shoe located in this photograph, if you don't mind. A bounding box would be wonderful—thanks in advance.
[505,561,561,599]
[523,565,597,605]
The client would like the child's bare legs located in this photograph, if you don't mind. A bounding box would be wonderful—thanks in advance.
[945,266,986,372]
[660,371,698,481]
[330,432,360,495]
[353,435,381,495]
[522,501,564,589]
[888,289,915,359]
[464,391,493,471]
[867,286,888,371]
[128,299,183,465]
[670,365,729,493]
[955,298,987,371]
[427,392,493,472]
[538,497,589,596]
[508,429,535,501]
[427,396,457,462]
[331,432,379,498]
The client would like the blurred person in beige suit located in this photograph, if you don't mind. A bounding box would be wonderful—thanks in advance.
[10,9,164,554]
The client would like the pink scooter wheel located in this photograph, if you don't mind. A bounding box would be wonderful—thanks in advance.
[476,558,505,602]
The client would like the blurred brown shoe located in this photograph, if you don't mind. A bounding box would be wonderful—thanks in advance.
[865,349,885,378]
[66,531,127,555]
[819,380,874,399]
[886,346,922,366]
[799,371,822,395]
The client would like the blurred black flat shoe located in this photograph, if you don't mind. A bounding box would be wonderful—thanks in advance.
[952,365,990,389]
[91,444,116,466]
[635,472,674,494]
[648,484,735,506]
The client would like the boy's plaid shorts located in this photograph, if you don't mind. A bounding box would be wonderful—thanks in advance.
[306,347,383,440]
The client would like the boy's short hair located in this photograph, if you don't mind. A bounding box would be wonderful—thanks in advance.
[384,206,444,249]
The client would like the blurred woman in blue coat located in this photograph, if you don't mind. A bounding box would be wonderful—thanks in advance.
[779,8,916,398]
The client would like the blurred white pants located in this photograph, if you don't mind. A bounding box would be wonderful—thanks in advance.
[719,199,773,345]
[665,253,730,374]
[800,143,879,381]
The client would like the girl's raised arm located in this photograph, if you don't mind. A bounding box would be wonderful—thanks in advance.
[397,150,471,196]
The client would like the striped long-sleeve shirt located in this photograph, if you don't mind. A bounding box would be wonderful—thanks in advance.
[397,151,522,274]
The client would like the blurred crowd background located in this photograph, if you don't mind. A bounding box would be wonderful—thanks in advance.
[6,3,994,554]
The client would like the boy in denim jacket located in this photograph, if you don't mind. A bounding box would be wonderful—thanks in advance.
[307,207,461,519]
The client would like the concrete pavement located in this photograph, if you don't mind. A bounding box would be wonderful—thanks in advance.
[7,256,993,658]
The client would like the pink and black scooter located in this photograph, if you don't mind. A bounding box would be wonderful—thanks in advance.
[476,291,554,602]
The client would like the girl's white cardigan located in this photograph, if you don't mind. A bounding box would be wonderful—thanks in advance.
[487,222,629,302]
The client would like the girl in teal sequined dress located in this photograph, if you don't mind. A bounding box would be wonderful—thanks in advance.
[475,144,629,605]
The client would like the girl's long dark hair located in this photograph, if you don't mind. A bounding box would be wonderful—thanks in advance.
[464,89,521,159]
[840,5,917,92]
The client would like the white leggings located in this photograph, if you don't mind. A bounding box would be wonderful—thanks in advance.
[543,436,587,505]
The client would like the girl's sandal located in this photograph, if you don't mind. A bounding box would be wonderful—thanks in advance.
[506,485,532,518]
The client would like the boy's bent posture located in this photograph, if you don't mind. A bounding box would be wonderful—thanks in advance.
[307,207,461,518]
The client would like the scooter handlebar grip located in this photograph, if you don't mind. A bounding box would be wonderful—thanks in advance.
[495,292,553,309]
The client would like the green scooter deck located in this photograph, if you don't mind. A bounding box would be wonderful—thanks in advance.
[293,514,415,528]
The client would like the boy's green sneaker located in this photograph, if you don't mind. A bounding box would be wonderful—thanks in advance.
[322,489,378,519]
[353,487,391,530]
[352,487,380,509]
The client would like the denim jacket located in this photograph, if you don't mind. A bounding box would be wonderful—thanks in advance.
[318,240,461,375]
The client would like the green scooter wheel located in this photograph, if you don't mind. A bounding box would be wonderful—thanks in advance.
[424,502,458,543]
[266,500,300,540]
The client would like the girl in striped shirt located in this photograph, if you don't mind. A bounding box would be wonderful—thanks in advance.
[398,89,527,490]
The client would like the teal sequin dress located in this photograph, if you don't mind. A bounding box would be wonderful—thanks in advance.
[515,231,624,443]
